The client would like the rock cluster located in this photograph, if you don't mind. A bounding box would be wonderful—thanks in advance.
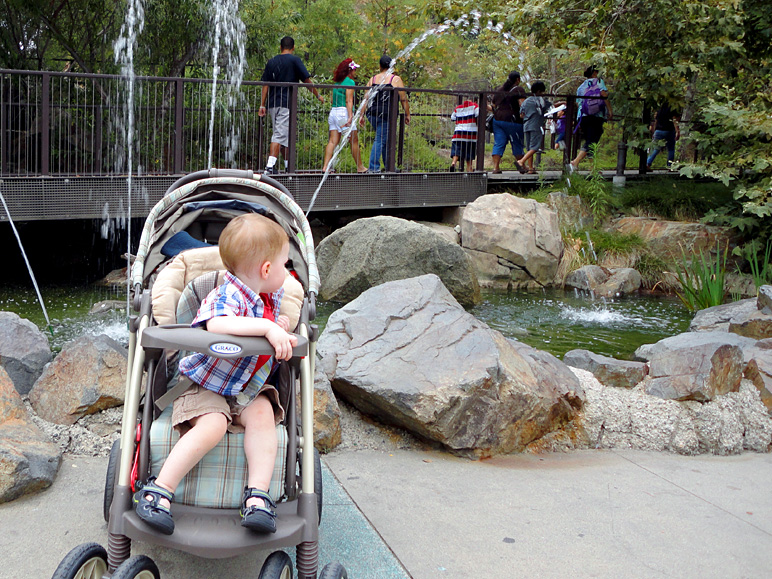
[564,265,642,297]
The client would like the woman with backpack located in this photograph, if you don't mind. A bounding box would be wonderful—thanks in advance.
[359,55,411,172]
[569,65,613,171]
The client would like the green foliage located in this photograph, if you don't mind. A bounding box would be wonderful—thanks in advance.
[744,238,772,292]
[675,241,729,311]
[619,178,734,221]
[588,229,645,257]
[565,146,613,221]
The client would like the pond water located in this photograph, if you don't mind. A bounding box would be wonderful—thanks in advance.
[0,285,128,353]
[1,285,692,361]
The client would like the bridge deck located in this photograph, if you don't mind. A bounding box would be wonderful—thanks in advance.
[0,169,669,222]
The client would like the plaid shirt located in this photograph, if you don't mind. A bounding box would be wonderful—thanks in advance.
[179,271,284,396]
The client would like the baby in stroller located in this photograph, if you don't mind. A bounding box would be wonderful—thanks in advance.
[134,213,298,536]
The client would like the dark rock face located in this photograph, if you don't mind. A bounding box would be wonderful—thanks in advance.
[29,334,128,425]
[0,311,52,395]
[0,366,61,504]
[316,216,481,307]
[563,349,648,389]
[317,274,584,458]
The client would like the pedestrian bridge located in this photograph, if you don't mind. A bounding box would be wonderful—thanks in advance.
[0,69,655,221]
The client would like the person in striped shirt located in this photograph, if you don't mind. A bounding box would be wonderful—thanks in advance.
[449,100,479,172]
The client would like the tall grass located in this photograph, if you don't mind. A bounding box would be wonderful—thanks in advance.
[675,241,729,311]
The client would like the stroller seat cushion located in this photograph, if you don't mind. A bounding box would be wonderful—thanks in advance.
[152,246,304,329]
[150,406,288,509]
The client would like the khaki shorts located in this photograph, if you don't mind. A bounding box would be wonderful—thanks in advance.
[269,107,291,146]
[171,381,285,435]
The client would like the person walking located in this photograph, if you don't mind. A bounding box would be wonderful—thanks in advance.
[569,65,613,171]
[489,71,526,174]
[646,101,680,170]
[449,99,479,172]
[516,81,552,174]
[259,36,324,175]
[322,58,366,173]
[359,55,411,173]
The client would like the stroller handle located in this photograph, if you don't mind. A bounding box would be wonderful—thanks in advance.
[141,325,309,358]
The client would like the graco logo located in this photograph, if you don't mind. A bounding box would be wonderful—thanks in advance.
[210,342,242,355]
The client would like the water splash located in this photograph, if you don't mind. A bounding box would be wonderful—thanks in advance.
[207,0,247,169]
[560,305,646,326]
[0,188,53,336]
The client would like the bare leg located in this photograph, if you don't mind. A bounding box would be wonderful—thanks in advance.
[571,149,588,168]
[152,412,229,507]
[492,154,501,171]
[238,395,278,509]
[269,142,281,159]
[350,130,366,172]
[450,155,459,170]
[322,130,341,171]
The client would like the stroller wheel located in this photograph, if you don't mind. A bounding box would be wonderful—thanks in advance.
[319,561,348,579]
[52,542,108,579]
[104,439,120,522]
[258,551,293,579]
[110,555,160,579]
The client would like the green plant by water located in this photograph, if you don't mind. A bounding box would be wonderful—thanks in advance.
[675,241,729,311]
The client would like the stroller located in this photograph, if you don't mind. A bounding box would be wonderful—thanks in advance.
[52,169,346,579]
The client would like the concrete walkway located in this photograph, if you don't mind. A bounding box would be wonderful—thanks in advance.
[324,448,772,578]
[2,449,772,578]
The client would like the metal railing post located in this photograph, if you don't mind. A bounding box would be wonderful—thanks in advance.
[386,86,399,172]
[563,95,577,169]
[476,92,486,172]
[41,72,50,175]
[1,78,7,175]
[397,113,405,169]
[174,79,184,174]
[288,84,298,173]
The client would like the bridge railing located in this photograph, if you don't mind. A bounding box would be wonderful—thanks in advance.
[1,68,656,178]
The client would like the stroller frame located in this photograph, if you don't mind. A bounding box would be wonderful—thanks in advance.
[53,169,339,579]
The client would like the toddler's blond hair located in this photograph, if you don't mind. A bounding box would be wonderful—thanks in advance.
[219,213,288,274]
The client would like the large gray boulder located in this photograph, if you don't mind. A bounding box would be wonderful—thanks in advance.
[0,366,61,503]
[317,216,480,307]
[563,349,648,389]
[0,311,52,395]
[29,334,128,425]
[317,274,584,458]
[461,194,563,290]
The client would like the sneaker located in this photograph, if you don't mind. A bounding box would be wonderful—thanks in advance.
[264,166,275,175]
